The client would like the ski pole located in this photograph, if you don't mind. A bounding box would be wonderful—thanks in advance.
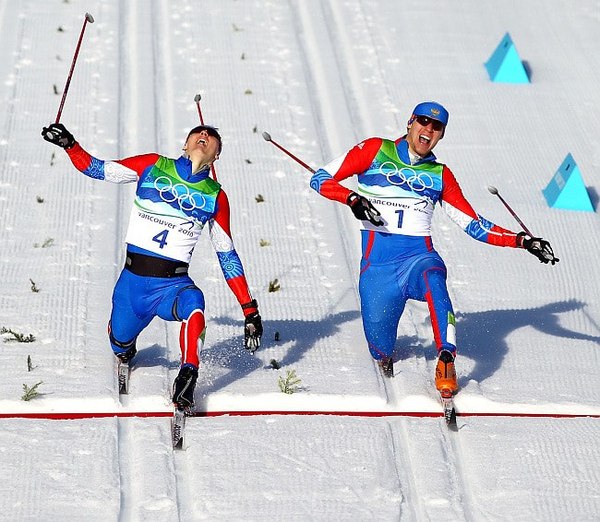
[487,185,534,236]
[262,131,315,174]
[194,93,218,181]
[194,93,205,125]
[55,12,95,124]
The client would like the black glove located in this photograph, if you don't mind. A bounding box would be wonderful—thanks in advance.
[244,311,263,352]
[518,232,559,265]
[41,123,76,149]
[347,192,384,226]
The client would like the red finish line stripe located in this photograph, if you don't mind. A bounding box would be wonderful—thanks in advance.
[0,410,599,420]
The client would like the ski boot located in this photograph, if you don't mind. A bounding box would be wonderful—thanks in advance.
[172,363,199,411]
[378,356,394,378]
[115,346,137,364]
[435,349,458,397]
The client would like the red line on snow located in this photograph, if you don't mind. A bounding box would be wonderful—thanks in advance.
[0,411,173,420]
[1,410,599,420]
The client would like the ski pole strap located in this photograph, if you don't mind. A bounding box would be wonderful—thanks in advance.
[125,251,189,278]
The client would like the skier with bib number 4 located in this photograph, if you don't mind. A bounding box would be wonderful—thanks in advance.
[41,122,263,411]
[309,101,558,398]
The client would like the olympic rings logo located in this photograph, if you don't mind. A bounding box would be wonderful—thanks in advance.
[154,176,207,211]
[378,162,434,192]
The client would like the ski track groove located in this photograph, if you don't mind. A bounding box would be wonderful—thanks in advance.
[0,0,23,145]
[116,411,134,522]
[386,420,419,521]
[320,0,372,137]
[286,0,365,304]
[405,301,475,520]
[289,1,424,518]
[405,302,480,520]
[114,1,167,520]
[289,2,408,517]
[115,0,133,519]
[304,9,460,520]
[290,0,481,517]
[114,1,188,517]
[151,1,188,519]
[393,306,448,520]
[0,0,24,292]
[439,426,479,521]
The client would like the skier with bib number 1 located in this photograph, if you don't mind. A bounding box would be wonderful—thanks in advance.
[309,101,558,400]
[41,122,263,411]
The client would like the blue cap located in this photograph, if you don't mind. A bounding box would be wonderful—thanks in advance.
[409,101,449,127]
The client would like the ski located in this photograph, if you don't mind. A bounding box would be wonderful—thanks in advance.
[117,361,130,395]
[172,407,187,449]
[439,391,458,431]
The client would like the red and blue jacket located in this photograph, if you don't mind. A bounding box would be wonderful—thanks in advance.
[66,143,256,313]
[311,136,522,263]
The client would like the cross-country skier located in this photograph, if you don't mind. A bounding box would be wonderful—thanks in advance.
[41,122,263,410]
[309,101,558,396]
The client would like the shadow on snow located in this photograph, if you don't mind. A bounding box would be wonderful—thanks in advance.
[198,310,361,395]
[396,299,600,388]
[128,300,598,394]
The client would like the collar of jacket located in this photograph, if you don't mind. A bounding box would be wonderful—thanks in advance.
[176,155,211,182]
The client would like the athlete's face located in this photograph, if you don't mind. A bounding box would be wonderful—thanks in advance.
[184,129,220,165]
[406,115,445,157]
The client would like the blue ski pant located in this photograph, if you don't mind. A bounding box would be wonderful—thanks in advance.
[108,268,205,360]
[358,232,456,360]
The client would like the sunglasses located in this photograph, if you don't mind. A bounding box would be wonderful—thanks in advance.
[415,116,445,132]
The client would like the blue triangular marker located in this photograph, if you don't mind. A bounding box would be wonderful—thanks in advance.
[542,154,594,212]
[485,33,530,83]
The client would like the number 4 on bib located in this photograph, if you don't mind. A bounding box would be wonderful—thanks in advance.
[153,229,169,249]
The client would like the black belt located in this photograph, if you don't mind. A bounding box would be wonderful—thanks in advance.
[124,251,189,278]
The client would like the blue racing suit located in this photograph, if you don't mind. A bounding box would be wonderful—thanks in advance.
[66,143,257,367]
[311,136,522,359]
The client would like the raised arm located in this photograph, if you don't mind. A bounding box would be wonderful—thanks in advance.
[42,122,158,183]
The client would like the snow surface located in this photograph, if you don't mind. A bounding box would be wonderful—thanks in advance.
[1,0,600,520]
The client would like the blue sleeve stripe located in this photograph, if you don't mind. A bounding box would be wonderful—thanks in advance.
[465,215,494,243]
[216,250,244,280]
[310,168,333,193]
[83,157,105,180]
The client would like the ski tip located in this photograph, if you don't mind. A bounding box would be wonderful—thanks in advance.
[262,131,271,142]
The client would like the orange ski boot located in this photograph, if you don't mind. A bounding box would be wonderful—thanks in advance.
[435,349,458,397]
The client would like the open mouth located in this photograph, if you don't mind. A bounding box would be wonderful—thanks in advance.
[419,134,431,144]
[197,138,207,146]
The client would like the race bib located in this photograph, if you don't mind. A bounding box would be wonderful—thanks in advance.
[361,196,434,236]
[125,202,204,263]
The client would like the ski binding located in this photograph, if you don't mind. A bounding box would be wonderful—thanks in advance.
[117,361,130,395]
[439,390,457,431]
